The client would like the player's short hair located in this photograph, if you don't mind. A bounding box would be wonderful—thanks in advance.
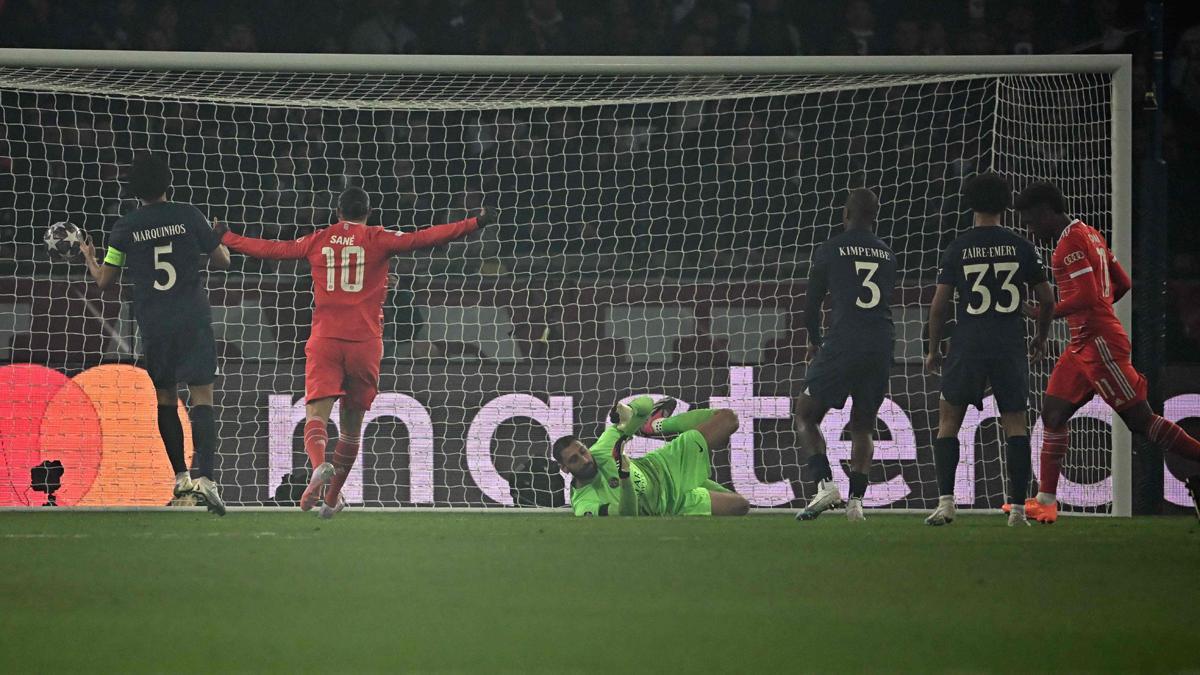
[845,188,880,221]
[1014,181,1066,213]
[338,186,370,220]
[962,173,1011,214]
[127,153,171,201]
[551,436,578,464]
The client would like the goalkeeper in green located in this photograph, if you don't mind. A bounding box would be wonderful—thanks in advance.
[552,397,750,516]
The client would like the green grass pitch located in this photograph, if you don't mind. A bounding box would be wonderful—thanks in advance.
[1,512,1196,673]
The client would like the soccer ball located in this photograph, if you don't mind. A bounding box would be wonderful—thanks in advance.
[43,221,87,261]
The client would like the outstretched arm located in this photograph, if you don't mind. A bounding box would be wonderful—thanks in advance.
[219,221,312,261]
[379,209,492,255]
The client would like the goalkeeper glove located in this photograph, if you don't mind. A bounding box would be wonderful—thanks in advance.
[474,208,495,228]
[611,436,631,478]
[212,218,229,240]
[608,401,639,437]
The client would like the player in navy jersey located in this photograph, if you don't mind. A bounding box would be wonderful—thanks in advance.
[795,189,896,522]
[924,173,1055,526]
[80,153,231,514]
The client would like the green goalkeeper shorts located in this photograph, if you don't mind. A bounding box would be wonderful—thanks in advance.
[641,430,716,515]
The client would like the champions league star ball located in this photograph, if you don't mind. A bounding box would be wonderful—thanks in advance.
[43,221,87,261]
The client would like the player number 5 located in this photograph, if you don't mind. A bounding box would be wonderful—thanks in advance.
[854,261,881,309]
[153,243,176,291]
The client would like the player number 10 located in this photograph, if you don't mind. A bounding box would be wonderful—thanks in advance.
[321,245,365,293]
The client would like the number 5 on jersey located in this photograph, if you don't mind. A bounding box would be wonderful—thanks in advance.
[322,245,365,292]
[153,243,176,290]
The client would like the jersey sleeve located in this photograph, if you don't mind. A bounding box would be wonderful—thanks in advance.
[103,221,130,268]
[572,490,605,517]
[934,241,959,286]
[222,230,313,260]
[188,207,223,254]
[1052,232,1101,318]
[1020,240,1047,285]
[1109,249,1132,302]
[377,216,479,255]
[804,243,829,346]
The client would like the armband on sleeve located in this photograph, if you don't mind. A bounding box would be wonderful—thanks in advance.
[103,246,126,267]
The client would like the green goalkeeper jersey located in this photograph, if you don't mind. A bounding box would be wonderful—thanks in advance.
[570,396,663,517]
[569,426,662,517]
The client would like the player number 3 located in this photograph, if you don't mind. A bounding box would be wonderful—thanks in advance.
[854,261,881,309]
[321,245,365,293]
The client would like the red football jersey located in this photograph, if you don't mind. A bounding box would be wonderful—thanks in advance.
[223,217,479,341]
[1049,219,1132,350]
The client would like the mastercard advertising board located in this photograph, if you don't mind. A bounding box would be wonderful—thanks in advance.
[0,363,192,506]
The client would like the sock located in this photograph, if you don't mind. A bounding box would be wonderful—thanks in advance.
[654,409,716,434]
[806,452,833,483]
[324,435,361,505]
[1147,414,1200,461]
[1005,435,1032,504]
[157,405,187,476]
[932,437,960,497]
[848,471,868,500]
[188,405,218,480]
[1039,428,1069,499]
[303,418,328,470]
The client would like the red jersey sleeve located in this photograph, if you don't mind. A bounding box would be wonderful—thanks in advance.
[1052,230,1102,318]
[376,216,479,255]
[1108,249,1131,303]
[223,230,313,260]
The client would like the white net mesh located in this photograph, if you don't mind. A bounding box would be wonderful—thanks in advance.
[0,63,1118,511]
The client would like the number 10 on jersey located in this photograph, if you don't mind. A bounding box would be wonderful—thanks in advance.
[321,246,364,293]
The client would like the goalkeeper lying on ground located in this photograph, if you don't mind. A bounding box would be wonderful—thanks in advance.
[552,397,751,516]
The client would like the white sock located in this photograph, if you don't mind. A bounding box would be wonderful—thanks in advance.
[1011,503,1025,514]
[938,494,955,506]
[1036,491,1056,506]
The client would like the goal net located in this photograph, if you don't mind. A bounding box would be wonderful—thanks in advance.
[0,53,1129,513]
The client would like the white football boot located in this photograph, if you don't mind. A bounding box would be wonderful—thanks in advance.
[796,479,844,521]
[318,492,347,520]
[845,497,866,522]
[193,477,227,516]
[1007,504,1031,527]
[924,495,957,526]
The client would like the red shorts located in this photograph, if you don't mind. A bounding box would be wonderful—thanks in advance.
[1045,333,1147,412]
[304,336,383,411]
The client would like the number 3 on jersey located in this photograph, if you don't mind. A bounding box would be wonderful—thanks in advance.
[854,261,881,309]
[322,245,365,293]
[962,262,1019,314]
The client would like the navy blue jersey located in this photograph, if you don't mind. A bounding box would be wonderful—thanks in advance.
[104,202,221,323]
[806,228,896,353]
[935,226,1046,357]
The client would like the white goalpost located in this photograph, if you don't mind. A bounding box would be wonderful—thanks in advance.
[0,50,1131,515]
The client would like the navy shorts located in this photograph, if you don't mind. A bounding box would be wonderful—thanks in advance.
[803,345,892,412]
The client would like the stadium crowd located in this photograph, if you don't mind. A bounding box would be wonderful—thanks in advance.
[1,0,1199,358]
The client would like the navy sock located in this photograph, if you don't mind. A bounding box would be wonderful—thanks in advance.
[189,405,218,480]
[1006,435,1032,504]
[807,452,833,483]
[157,405,187,476]
[848,471,868,499]
[933,437,960,497]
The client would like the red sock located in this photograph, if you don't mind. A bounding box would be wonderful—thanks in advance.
[324,436,360,504]
[1039,428,1069,496]
[1148,415,1200,461]
[303,419,328,469]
